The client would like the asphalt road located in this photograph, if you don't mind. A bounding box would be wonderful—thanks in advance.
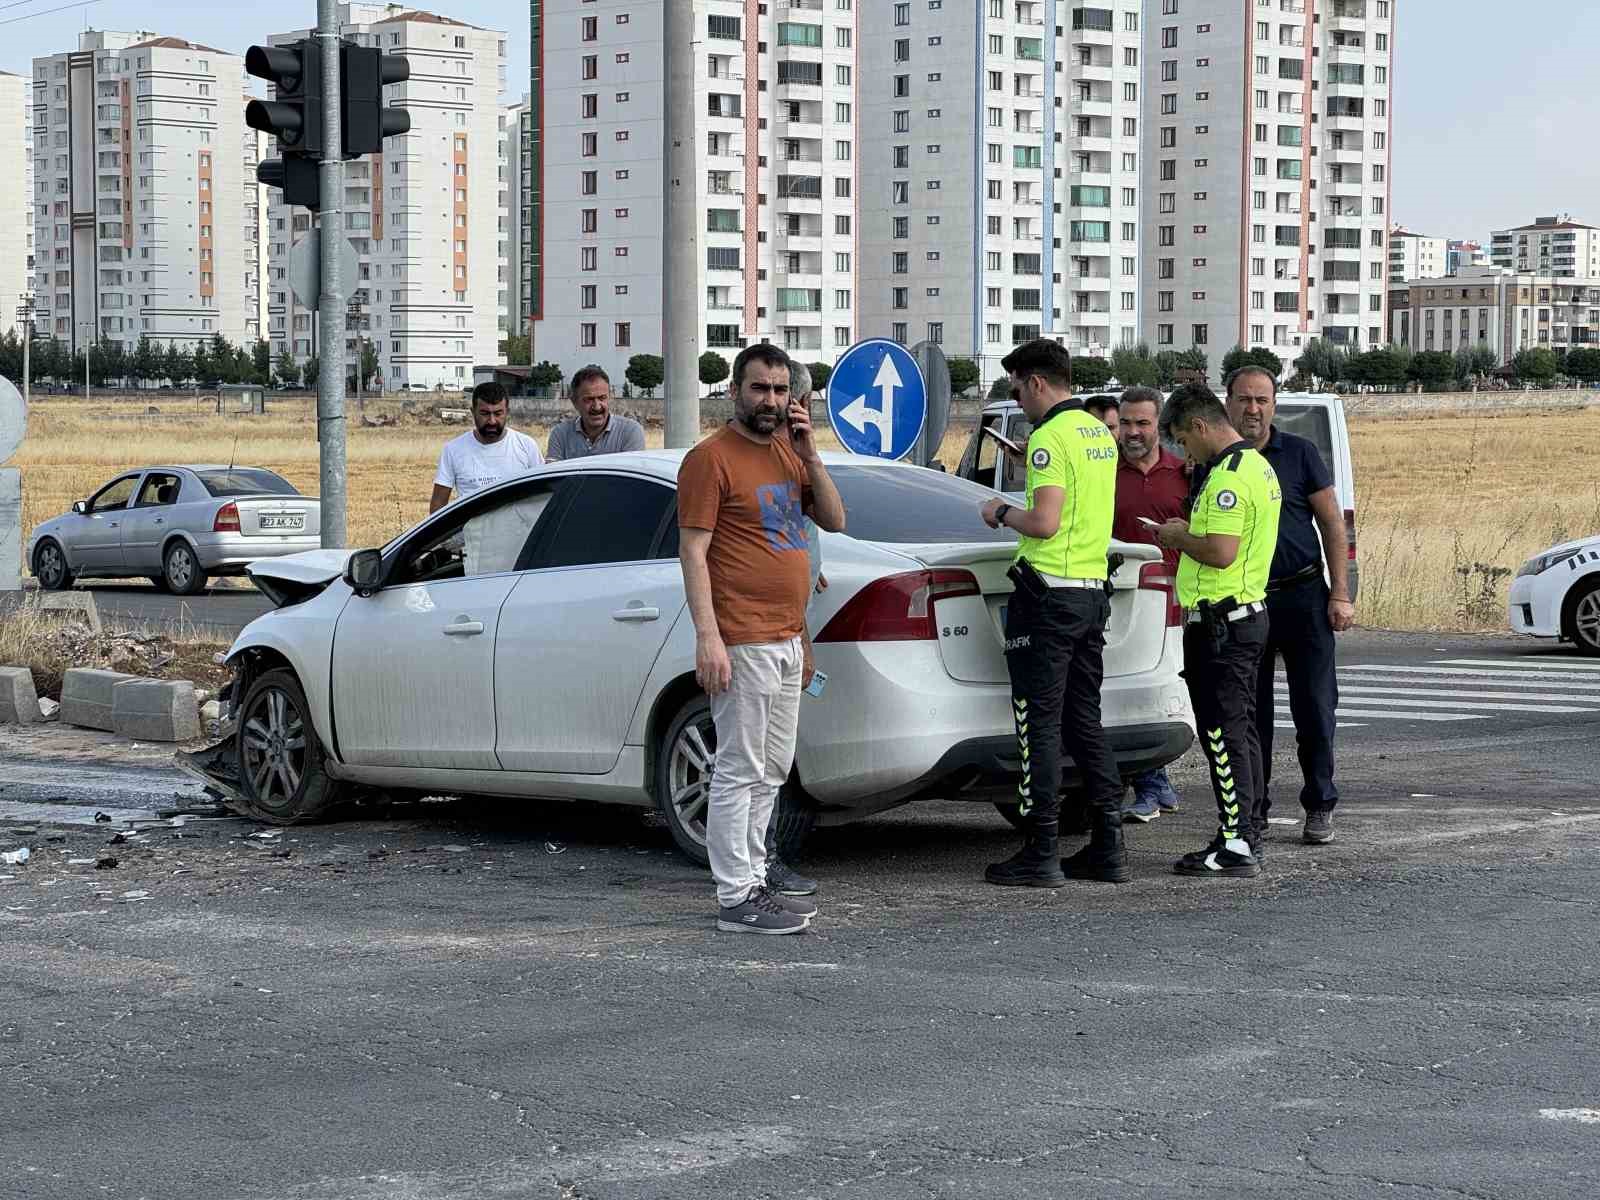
[2,633,1599,1199]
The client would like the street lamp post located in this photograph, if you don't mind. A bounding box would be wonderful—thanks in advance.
[78,322,92,402]
[347,293,366,413]
[13,295,33,408]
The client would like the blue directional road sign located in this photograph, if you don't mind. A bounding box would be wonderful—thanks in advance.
[826,339,927,461]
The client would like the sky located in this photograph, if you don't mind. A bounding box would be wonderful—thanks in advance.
[2,0,1594,243]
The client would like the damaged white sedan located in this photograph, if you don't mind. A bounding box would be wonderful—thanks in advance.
[184,452,1192,863]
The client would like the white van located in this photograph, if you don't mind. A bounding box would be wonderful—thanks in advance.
[953,391,1358,598]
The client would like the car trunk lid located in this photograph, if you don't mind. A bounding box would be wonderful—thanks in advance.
[230,495,322,539]
[903,540,1170,684]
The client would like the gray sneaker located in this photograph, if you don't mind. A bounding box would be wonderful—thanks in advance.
[717,888,809,935]
[757,884,817,920]
[765,854,818,897]
[1303,810,1335,844]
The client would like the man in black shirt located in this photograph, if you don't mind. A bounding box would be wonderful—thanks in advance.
[1224,367,1354,847]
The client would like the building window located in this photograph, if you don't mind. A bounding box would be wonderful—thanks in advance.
[615,323,631,347]
[580,323,596,347]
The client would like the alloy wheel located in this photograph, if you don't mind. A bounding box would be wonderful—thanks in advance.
[667,712,717,849]
[37,543,64,588]
[167,545,194,591]
[1576,589,1600,651]
[241,685,308,809]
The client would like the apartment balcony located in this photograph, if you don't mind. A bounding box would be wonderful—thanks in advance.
[706,301,745,313]
[778,271,823,289]
[774,194,822,214]
[779,0,823,10]
[1070,274,1113,290]
[781,121,823,142]
[782,235,822,253]
[775,77,823,98]
[780,152,824,174]
[1068,166,1112,186]
[1069,96,1112,114]
[1073,134,1112,154]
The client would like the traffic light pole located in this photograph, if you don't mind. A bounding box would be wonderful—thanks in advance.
[315,0,347,549]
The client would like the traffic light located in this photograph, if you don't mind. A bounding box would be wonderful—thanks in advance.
[245,39,324,209]
[340,44,410,159]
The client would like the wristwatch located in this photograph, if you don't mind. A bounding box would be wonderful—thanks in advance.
[994,503,1012,527]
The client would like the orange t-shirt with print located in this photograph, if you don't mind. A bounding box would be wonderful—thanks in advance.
[678,425,815,647]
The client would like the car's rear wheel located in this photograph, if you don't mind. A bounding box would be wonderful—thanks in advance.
[1562,578,1600,657]
[33,539,73,591]
[234,668,340,823]
[655,694,816,867]
[163,540,209,596]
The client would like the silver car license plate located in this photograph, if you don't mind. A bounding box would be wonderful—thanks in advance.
[259,513,305,532]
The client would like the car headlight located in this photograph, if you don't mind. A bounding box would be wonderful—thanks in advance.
[1517,548,1581,578]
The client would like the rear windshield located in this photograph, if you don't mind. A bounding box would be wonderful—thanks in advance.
[196,469,300,498]
[1273,405,1336,479]
[828,465,1018,545]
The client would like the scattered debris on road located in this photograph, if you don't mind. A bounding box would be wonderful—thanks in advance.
[1,847,30,865]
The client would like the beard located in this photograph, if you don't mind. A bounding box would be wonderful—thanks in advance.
[477,423,505,441]
[1121,435,1152,461]
[738,407,781,435]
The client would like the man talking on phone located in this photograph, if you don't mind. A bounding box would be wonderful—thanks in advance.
[976,340,1127,887]
[679,345,847,934]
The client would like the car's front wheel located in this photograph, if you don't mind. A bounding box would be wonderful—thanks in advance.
[1562,578,1600,657]
[655,694,816,867]
[32,539,74,591]
[235,668,340,823]
[163,540,209,596]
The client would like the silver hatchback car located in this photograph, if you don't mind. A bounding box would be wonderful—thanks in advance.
[27,465,321,595]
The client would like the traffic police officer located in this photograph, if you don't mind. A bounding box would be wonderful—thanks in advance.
[1155,383,1282,878]
[978,339,1127,887]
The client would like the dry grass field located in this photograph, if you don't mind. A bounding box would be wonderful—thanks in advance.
[10,393,1600,633]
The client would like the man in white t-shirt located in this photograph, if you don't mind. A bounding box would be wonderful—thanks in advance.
[430,381,545,513]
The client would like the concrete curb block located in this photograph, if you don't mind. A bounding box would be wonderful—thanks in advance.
[0,666,41,724]
[59,668,138,731]
[111,679,202,743]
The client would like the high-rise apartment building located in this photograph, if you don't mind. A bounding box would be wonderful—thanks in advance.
[1388,225,1445,283]
[31,31,247,353]
[1489,216,1600,279]
[242,123,270,345]
[499,98,529,338]
[534,1,859,382]
[266,4,507,389]
[859,2,1144,381]
[1139,0,1395,365]
[0,72,30,337]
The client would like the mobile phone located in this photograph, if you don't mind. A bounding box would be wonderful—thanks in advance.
[804,671,828,698]
[982,425,1024,455]
[1137,516,1162,529]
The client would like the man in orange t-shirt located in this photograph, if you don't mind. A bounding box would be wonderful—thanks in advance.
[678,345,847,935]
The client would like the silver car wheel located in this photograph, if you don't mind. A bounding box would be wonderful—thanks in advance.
[1575,589,1600,651]
[667,712,717,849]
[37,542,65,588]
[166,544,194,590]
[241,685,308,808]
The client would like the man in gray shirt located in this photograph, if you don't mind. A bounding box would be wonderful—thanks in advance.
[546,365,647,460]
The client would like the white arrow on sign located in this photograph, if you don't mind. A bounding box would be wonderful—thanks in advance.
[837,354,903,453]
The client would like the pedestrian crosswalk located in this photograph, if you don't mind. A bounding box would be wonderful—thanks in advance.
[1274,656,1600,729]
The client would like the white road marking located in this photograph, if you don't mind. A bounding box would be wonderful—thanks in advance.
[1295,670,1600,693]
[1539,1108,1600,1124]
[1341,665,1600,685]
[1439,658,1600,673]
[1330,684,1600,705]
[1275,720,1366,729]
[1275,705,1483,723]
[1276,691,1598,715]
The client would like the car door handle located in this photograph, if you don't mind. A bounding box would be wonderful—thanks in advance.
[443,618,485,636]
[612,605,660,622]
[153,518,165,525]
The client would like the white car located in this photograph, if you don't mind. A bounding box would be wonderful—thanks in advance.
[204,452,1194,863]
[1509,535,1600,655]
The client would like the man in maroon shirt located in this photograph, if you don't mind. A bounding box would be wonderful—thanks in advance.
[1112,387,1190,822]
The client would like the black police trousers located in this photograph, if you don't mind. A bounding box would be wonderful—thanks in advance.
[1254,574,1340,816]
[1002,585,1123,836]
[1183,610,1270,842]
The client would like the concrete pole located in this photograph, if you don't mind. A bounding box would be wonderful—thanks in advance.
[17,298,29,410]
[316,0,347,548]
[661,0,700,448]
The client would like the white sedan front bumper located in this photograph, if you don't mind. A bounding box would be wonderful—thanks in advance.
[1508,573,1562,639]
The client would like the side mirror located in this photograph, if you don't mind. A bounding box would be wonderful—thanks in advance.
[343,548,384,594]
[71,500,88,515]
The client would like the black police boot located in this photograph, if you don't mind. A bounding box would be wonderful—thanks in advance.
[1061,815,1131,884]
[985,826,1067,888]
[1058,787,1092,837]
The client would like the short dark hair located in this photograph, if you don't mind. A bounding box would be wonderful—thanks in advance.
[1159,381,1229,441]
[1224,365,1279,400]
[472,381,509,410]
[1000,338,1073,391]
[1085,395,1119,420]
[571,364,610,395]
[732,343,792,391]
[1119,386,1164,412]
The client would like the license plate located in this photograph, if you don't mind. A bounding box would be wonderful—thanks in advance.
[259,514,304,532]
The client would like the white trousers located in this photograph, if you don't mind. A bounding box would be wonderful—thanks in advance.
[707,637,804,908]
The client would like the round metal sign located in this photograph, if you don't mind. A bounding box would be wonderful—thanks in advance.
[0,376,24,465]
